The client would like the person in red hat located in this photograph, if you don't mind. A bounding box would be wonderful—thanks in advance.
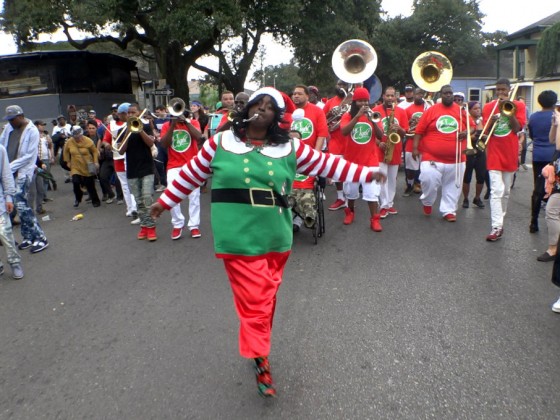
[340,87,384,231]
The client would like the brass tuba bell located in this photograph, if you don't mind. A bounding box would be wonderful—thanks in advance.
[411,51,453,93]
[332,39,378,84]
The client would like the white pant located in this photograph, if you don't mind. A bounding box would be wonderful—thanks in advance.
[167,167,200,230]
[379,163,399,209]
[343,181,380,202]
[419,161,465,216]
[116,171,137,214]
[489,170,514,228]
[545,193,560,247]
[405,152,420,171]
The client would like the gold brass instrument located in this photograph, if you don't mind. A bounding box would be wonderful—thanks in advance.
[113,108,147,153]
[329,40,378,131]
[411,51,453,103]
[332,39,378,84]
[476,83,519,152]
[463,103,475,156]
[499,99,517,117]
[455,103,475,187]
[384,103,401,163]
[326,91,353,131]
[167,97,186,117]
[366,109,382,123]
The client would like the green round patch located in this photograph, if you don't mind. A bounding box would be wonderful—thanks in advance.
[172,130,192,152]
[492,116,512,137]
[381,116,401,134]
[351,122,372,144]
[294,174,309,182]
[436,116,458,134]
[291,118,314,140]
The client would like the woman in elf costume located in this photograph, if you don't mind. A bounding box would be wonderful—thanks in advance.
[150,87,386,398]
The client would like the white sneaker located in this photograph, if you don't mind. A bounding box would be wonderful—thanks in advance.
[552,297,560,313]
[131,217,141,225]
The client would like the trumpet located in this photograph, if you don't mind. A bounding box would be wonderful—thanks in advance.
[167,97,185,117]
[366,109,382,123]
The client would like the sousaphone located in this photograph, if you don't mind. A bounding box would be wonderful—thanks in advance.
[332,39,378,84]
[411,51,453,93]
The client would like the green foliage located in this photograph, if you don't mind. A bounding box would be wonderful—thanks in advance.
[251,61,303,94]
[537,22,560,77]
[371,0,487,90]
[290,0,383,90]
[198,83,219,109]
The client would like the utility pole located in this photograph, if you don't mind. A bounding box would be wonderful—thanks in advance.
[258,46,266,88]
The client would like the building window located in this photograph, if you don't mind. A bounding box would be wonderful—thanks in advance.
[517,49,525,79]
[468,88,481,102]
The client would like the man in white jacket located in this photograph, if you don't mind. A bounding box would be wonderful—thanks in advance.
[0,105,48,253]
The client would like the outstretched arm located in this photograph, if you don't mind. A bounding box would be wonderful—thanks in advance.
[294,138,386,183]
[154,135,217,212]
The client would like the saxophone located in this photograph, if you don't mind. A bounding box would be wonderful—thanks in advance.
[383,103,401,163]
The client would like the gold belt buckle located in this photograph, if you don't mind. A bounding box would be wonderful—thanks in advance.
[249,188,275,207]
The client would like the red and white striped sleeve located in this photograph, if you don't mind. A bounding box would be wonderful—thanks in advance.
[294,138,379,183]
[158,136,217,210]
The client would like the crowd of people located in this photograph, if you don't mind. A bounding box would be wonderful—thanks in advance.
[1,79,559,398]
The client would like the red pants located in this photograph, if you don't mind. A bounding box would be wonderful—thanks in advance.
[223,252,290,358]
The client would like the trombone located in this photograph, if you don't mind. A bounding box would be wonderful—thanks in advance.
[455,103,475,187]
[476,83,519,152]
[113,108,148,154]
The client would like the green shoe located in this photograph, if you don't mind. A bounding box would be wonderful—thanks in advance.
[254,357,277,398]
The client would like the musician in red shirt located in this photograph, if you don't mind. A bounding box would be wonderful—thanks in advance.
[482,78,526,241]
[323,80,351,211]
[371,86,408,218]
[160,113,202,240]
[404,88,430,195]
[413,85,473,221]
[339,87,384,231]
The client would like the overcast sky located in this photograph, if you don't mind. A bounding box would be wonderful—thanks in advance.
[0,1,558,86]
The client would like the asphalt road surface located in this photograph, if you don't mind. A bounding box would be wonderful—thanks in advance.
[1,164,559,419]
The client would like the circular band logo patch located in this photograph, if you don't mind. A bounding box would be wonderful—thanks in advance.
[294,174,309,182]
[436,116,458,134]
[411,111,423,120]
[351,122,372,144]
[172,130,191,152]
[291,118,314,140]
[381,116,400,134]
[492,115,512,137]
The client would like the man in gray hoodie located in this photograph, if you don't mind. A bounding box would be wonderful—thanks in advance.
[0,105,48,253]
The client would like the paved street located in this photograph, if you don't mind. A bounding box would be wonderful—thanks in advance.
[1,164,559,419]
